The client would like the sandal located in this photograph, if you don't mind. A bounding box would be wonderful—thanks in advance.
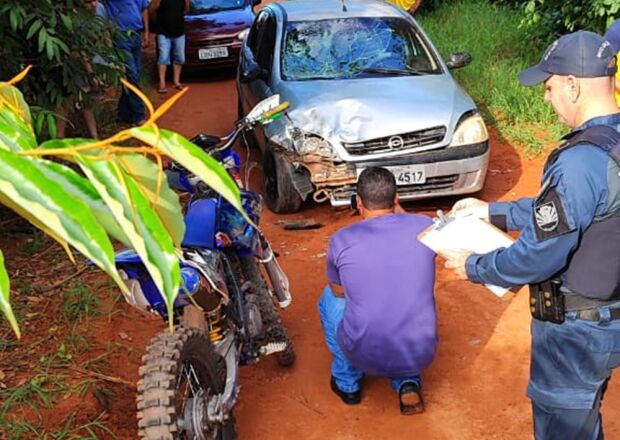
[398,382,425,415]
[173,83,184,90]
[157,87,168,94]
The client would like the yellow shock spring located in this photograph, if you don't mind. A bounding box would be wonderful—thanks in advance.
[208,316,224,342]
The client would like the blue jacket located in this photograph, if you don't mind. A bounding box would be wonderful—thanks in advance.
[465,113,620,289]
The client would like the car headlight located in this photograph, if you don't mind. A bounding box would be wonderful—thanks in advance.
[450,113,488,147]
[292,130,337,158]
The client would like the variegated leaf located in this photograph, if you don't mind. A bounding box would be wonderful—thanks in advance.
[0,149,128,297]
[116,154,184,247]
[0,82,31,126]
[0,250,20,339]
[33,159,131,246]
[77,154,180,322]
[128,126,248,223]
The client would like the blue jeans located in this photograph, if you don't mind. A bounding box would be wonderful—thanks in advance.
[116,32,145,123]
[317,286,421,393]
[528,309,620,440]
[157,34,186,65]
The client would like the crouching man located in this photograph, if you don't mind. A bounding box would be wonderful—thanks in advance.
[318,167,438,414]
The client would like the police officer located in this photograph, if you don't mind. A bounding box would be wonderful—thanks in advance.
[443,31,620,440]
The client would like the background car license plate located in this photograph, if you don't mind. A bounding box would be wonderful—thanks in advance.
[388,165,426,185]
[198,47,229,60]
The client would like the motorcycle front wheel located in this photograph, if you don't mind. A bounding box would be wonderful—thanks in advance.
[137,326,236,440]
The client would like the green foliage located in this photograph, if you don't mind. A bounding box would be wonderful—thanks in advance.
[0,0,125,134]
[62,282,101,321]
[0,74,245,338]
[419,0,566,152]
[488,0,618,44]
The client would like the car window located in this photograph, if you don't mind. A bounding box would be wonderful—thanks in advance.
[248,11,269,54]
[281,17,441,80]
[189,0,246,14]
[256,15,276,72]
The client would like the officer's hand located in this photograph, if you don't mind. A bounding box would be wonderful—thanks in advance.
[451,198,489,220]
[441,249,471,280]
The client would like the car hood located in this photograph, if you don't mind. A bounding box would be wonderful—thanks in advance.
[278,75,473,144]
[185,7,254,37]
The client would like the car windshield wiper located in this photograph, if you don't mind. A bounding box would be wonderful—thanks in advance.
[358,67,423,76]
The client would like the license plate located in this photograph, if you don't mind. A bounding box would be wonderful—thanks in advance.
[388,165,426,185]
[198,47,229,60]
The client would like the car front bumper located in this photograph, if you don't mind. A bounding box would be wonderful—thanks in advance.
[326,141,490,206]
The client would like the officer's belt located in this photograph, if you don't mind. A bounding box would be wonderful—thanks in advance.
[564,294,620,321]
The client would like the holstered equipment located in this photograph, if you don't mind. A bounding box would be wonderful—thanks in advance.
[529,279,565,324]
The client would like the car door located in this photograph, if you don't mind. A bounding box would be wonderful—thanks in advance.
[238,10,277,149]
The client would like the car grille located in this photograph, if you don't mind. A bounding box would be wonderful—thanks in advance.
[331,174,459,201]
[188,37,236,48]
[342,126,447,156]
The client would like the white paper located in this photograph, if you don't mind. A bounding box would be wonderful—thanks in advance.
[418,214,515,297]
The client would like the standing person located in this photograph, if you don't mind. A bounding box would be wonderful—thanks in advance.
[604,20,620,106]
[318,167,437,415]
[56,0,107,139]
[443,31,620,439]
[104,0,150,125]
[150,0,189,93]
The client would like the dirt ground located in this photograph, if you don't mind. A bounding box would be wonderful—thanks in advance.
[2,59,620,440]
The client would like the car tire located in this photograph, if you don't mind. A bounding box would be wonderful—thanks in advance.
[262,149,303,214]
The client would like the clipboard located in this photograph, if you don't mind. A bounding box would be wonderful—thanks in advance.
[418,212,515,297]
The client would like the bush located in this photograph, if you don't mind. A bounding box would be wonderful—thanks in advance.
[0,0,125,128]
[489,0,618,44]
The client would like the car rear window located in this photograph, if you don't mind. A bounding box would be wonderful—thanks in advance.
[281,17,441,80]
[189,0,245,14]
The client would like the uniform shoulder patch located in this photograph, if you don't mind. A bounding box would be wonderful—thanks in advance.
[533,184,572,241]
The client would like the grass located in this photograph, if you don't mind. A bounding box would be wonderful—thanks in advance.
[62,282,102,322]
[418,0,567,153]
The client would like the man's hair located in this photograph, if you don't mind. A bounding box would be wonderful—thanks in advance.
[357,167,396,210]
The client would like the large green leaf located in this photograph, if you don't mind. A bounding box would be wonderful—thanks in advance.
[128,126,248,222]
[0,149,128,297]
[0,109,37,152]
[0,250,20,339]
[0,82,31,126]
[33,159,131,246]
[77,154,180,321]
[117,154,185,247]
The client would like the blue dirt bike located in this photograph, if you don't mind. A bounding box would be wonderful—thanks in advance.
[115,96,295,439]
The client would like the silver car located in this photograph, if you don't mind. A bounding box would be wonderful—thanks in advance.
[237,0,489,213]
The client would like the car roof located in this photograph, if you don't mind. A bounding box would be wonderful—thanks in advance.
[271,0,408,22]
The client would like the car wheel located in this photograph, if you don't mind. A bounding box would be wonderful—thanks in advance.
[262,149,303,214]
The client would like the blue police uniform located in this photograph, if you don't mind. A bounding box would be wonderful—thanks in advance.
[465,113,620,440]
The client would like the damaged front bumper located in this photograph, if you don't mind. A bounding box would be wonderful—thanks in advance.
[288,141,489,206]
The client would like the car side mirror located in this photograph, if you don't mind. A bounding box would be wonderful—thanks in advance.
[252,0,261,5]
[239,60,263,83]
[446,52,472,70]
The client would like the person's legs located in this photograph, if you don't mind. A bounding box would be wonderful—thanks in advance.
[390,376,422,392]
[55,104,70,139]
[81,106,98,139]
[117,32,146,123]
[527,316,620,440]
[171,35,186,88]
[532,397,604,440]
[157,35,171,92]
[317,286,363,393]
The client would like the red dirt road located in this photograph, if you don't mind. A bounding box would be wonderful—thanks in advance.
[151,76,620,439]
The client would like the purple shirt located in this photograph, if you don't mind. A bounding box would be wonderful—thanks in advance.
[327,213,437,377]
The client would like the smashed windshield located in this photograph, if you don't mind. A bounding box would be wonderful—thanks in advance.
[281,17,441,80]
[189,0,245,13]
